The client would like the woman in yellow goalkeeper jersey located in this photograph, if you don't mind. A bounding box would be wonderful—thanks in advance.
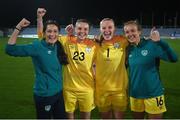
[94,18,129,119]
[37,8,97,119]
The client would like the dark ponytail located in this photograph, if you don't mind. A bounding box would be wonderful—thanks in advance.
[43,20,68,65]
[56,41,68,65]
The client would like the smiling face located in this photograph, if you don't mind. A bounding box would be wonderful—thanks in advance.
[75,21,89,40]
[44,24,59,44]
[123,23,141,44]
[100,19,115,40]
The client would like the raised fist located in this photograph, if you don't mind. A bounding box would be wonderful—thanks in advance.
[37,8,46,18]
[16,18,30,30]
[65,24,74,36]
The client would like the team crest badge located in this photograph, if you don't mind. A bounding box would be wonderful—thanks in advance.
[129,54,132,58]
[85,47,92,53]
[69,45,75,49]
[47,50,52,54]
[114,43,120,48]
[141,50,148,56]
[45,105,51,111]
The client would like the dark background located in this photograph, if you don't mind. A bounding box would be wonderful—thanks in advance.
[0,0,179,27]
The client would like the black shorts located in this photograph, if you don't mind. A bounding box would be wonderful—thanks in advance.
[34,91,66,119]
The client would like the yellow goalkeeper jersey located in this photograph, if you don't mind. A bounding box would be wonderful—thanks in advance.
[95,35,128,92]
[59,36,97,91]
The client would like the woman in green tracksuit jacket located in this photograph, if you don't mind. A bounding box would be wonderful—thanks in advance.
[5,18,68,119]
[123,20,178,119]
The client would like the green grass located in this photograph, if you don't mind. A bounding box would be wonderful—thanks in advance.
[0,37,180,118]
[159,39,180,118]
[0,37,35,118]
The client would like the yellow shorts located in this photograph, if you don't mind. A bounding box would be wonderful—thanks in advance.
[63,90,95,112]
[96,90,127,112]
[130,95,167,114]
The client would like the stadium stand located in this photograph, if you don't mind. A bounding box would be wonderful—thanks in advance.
[5,27,180,39]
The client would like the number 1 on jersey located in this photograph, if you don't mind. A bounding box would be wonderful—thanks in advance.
[107,48,110,58]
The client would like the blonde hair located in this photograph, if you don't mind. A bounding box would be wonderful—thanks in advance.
[100,18,115,26]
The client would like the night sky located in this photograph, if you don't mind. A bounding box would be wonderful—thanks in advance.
[0,0,180,28]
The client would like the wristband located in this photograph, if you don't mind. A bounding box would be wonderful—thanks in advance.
[15,27,21,31]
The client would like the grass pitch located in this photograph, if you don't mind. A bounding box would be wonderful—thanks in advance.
[0,37,180,118]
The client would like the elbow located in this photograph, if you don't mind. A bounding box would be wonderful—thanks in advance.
[167,49,179,63]
[170,56,178,63]
[5,45,11,55]
[5,48,13,56]
[5,45,15,56]
[173,57,178,63]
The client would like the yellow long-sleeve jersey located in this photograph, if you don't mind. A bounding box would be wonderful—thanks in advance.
[95,35,129,92]
[59,36,97,91]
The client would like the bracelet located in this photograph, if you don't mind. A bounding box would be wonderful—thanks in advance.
[15,27,21,31]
